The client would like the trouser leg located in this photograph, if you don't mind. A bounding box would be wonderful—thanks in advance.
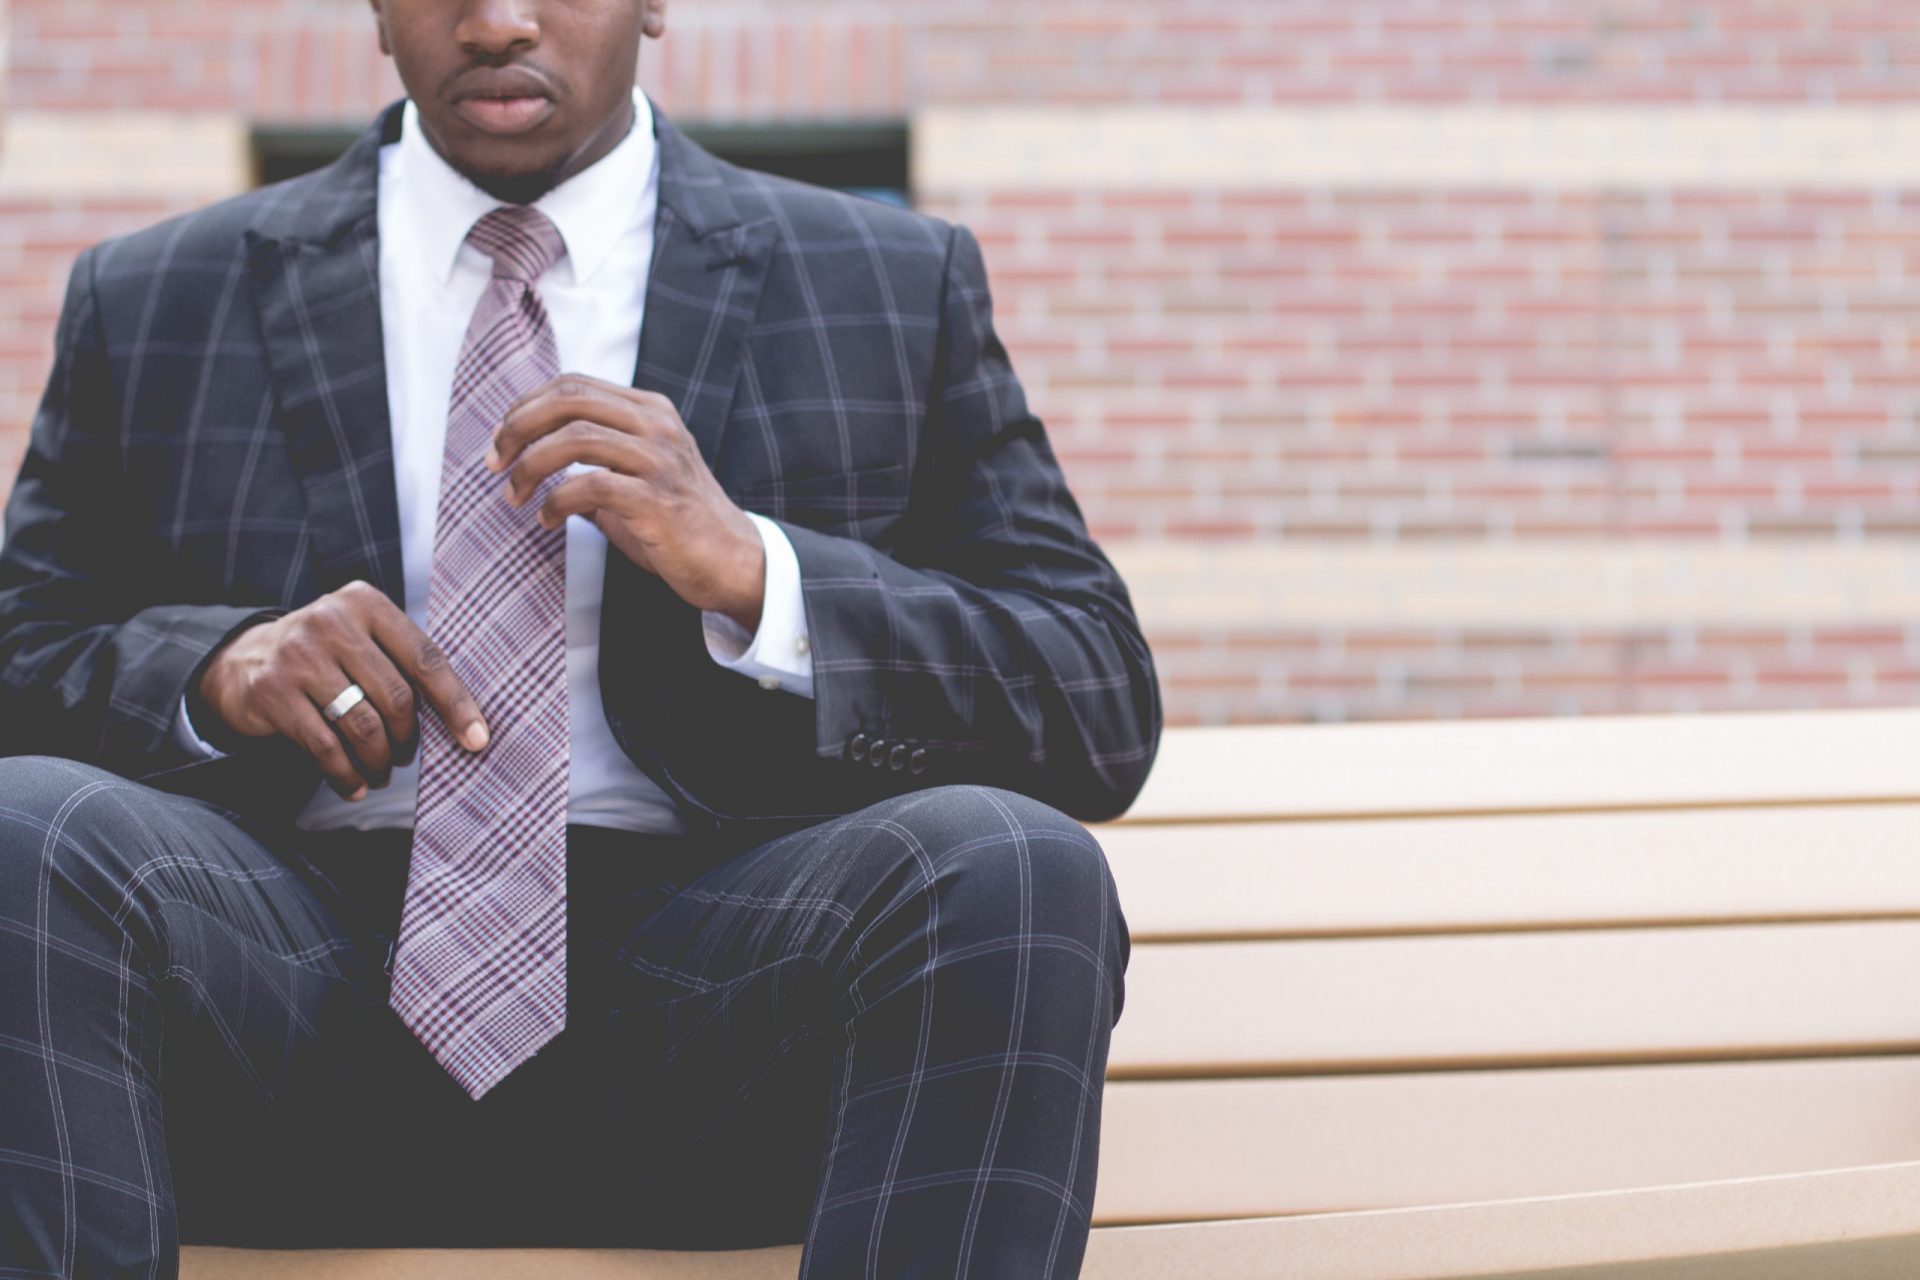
[1,759,1129,1275]
[605,784,1131,1279]
[0,755,379,1279]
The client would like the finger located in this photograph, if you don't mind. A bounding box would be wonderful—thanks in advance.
[277,693,370,801]
[307,664,395,790]
[328,582,471,760]
[335,639,419,780]
[501,371,639,423]
[506,420,654,507]
[362,596,490,753]
[537,469,638,532]
[489,377,654,474]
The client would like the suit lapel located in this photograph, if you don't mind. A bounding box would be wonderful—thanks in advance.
[632,107,776,471]
[599,106,778,768]
[247,107,407,605]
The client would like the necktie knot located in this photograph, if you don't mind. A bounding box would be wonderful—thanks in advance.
[467,205,568,283]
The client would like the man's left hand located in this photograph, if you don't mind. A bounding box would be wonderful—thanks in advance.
[486,374,765,632]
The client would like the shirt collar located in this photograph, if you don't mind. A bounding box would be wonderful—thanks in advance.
[392,89,658,289]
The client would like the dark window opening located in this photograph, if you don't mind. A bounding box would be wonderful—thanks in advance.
[250,118,912,208]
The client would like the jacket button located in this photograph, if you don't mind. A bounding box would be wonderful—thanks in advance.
[909,748,928,776]
[869,739,889,768]
[889,744,910,772]
[848,734,869,762]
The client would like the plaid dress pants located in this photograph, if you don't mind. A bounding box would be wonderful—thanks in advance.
[0,754,1128,1279]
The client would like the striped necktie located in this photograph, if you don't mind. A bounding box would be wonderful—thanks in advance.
[390,204,571,1100]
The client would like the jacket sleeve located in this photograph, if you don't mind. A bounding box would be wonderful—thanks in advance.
[0,246,283,775]
[778,222,1162,822]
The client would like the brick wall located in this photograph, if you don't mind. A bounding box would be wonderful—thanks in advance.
[8,1,1920,726]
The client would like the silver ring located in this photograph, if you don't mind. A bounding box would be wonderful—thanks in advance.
[322,683,368,723]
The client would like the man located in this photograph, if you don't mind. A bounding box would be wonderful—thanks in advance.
[0,0,1159,1276]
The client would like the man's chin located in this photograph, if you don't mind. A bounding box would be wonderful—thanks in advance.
[460,161,567,207]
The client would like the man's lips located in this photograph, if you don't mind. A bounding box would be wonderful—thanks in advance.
[451,95,556,135]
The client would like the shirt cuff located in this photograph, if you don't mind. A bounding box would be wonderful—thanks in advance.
[174,692,229,760]
[702,511,815,699]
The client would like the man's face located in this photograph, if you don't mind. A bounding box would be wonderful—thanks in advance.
[369,0,667,204]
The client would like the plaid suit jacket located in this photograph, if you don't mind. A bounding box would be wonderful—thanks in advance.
[0,100,1161,843]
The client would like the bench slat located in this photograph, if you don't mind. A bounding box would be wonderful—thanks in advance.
[180,1161,1920,1280]
[1117,709,1920,823]
[1101,803,1920,940]
[1095,1056,1920,1221]
[1112,921,1920,1074]
[180,1247,799,1279]
[1083,1162,1920,1280]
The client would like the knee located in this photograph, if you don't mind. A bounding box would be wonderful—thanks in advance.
[0,754,133,894]
[0,753,120,801]
[903,786,1129,968]
[0,752,115,837]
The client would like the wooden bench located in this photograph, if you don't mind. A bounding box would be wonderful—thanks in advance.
[185,707,1920,1279]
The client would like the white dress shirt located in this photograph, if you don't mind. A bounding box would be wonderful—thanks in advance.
[176,90,815,834]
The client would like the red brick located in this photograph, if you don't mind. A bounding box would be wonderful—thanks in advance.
[10,4,1920,727]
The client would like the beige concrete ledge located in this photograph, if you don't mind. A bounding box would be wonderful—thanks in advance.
[1108,540,1920,630]
[17,106,1919,200]
[17,105,1920,198]
[917,107,1920,191]
[0,112,251,200]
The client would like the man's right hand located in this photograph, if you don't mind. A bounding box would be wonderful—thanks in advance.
[193,580,489,801]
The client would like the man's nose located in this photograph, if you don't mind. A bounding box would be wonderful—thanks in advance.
[454,0,540,59]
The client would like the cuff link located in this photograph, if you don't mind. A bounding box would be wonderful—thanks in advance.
[795,634,811,657]
[758,675,782,692]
